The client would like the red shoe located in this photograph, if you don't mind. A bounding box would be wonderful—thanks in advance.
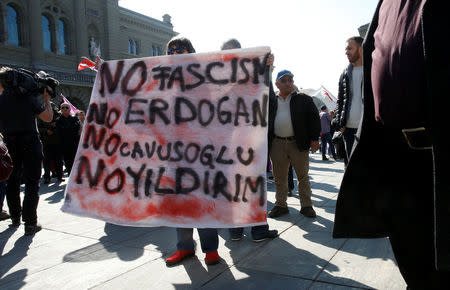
[205,251,220,265]
[165,249,195,266]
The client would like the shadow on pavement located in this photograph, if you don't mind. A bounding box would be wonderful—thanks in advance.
[0,229,33,288]
[62,223,175,263]
[171,255,234,289]
[310,165,345,174]
[204,235,371,289]
[40,180,67,204]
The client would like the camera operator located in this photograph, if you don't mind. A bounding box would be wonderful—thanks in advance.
[0,66,53,236]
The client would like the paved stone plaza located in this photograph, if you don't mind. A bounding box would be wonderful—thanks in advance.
[0,153,406,289]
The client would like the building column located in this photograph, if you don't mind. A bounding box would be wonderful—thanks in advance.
[0,4,6,43]
[103,0,120,60]
[28,0,44,67]
[74,0,88,60]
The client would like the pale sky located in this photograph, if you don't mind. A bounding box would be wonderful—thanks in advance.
[119,0,379,97]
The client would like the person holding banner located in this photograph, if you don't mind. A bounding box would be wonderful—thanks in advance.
[221,38,278,242]
[164,36,220,267]
[268,70,320,219]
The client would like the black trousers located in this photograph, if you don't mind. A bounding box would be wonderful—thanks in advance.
[62,145,77,175]
[5,134,43,226]
[342,127,357,165]
[381,129,450,288]
[43,143,63,179]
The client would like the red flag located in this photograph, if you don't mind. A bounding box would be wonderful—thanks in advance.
[77,57,96,71]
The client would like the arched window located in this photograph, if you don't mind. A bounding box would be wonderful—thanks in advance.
[133,40,138,55]
[6,5,20,46]
[57,19,68,55]
[128,39,139,55]
[128,39,134,54]
[42,15,52,52]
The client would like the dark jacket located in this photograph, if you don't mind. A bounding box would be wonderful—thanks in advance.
[268,87,320,152]
[56,114,80,149]
[333,0,450,270]
[332,64,354,129]
[38,109,60,145]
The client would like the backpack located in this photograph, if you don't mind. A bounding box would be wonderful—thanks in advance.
[0,134,13,181]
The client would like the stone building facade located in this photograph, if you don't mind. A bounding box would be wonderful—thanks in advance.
[0,0,177,109]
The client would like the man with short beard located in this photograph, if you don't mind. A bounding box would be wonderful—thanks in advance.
[333,36,363,166]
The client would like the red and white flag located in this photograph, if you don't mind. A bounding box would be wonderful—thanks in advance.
[77,57,97,71]
[312,86,337,110]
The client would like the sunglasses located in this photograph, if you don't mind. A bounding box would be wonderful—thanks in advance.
[61,107,70,110]
[167,46,187,55]
[279,77,293,84]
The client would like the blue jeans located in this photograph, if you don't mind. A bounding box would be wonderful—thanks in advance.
[176,228,218,253]
[229,224,269,239]
[0,181,6,211]
[321,132,336,159]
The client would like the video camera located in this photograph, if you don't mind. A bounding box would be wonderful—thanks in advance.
[0,66,59,98]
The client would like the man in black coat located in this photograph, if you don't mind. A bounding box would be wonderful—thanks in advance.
[332,36,364,166]
[56,102,80,175]
[38,102,63,183]
[0,66,54,235]
[268,70,320,219]
[333,0,450,287]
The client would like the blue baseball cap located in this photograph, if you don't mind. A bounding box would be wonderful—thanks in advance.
[276,70,294,82]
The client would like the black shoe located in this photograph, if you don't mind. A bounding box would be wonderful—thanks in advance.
[268,206,289,218]
[0,210,11,221]
[57,177,65,182]
[9,217,20,227]
[322,156,329,161]
[252,229,278,242]
[300,206,316,218]
[288,189,294,197]
[230,232,243,241]
[43,177,50,184]
[25,223,42,236]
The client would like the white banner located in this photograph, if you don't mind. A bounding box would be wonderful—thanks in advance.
[61,47,271,228]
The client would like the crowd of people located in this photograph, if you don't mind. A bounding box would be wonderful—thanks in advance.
[1,1,448,287]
